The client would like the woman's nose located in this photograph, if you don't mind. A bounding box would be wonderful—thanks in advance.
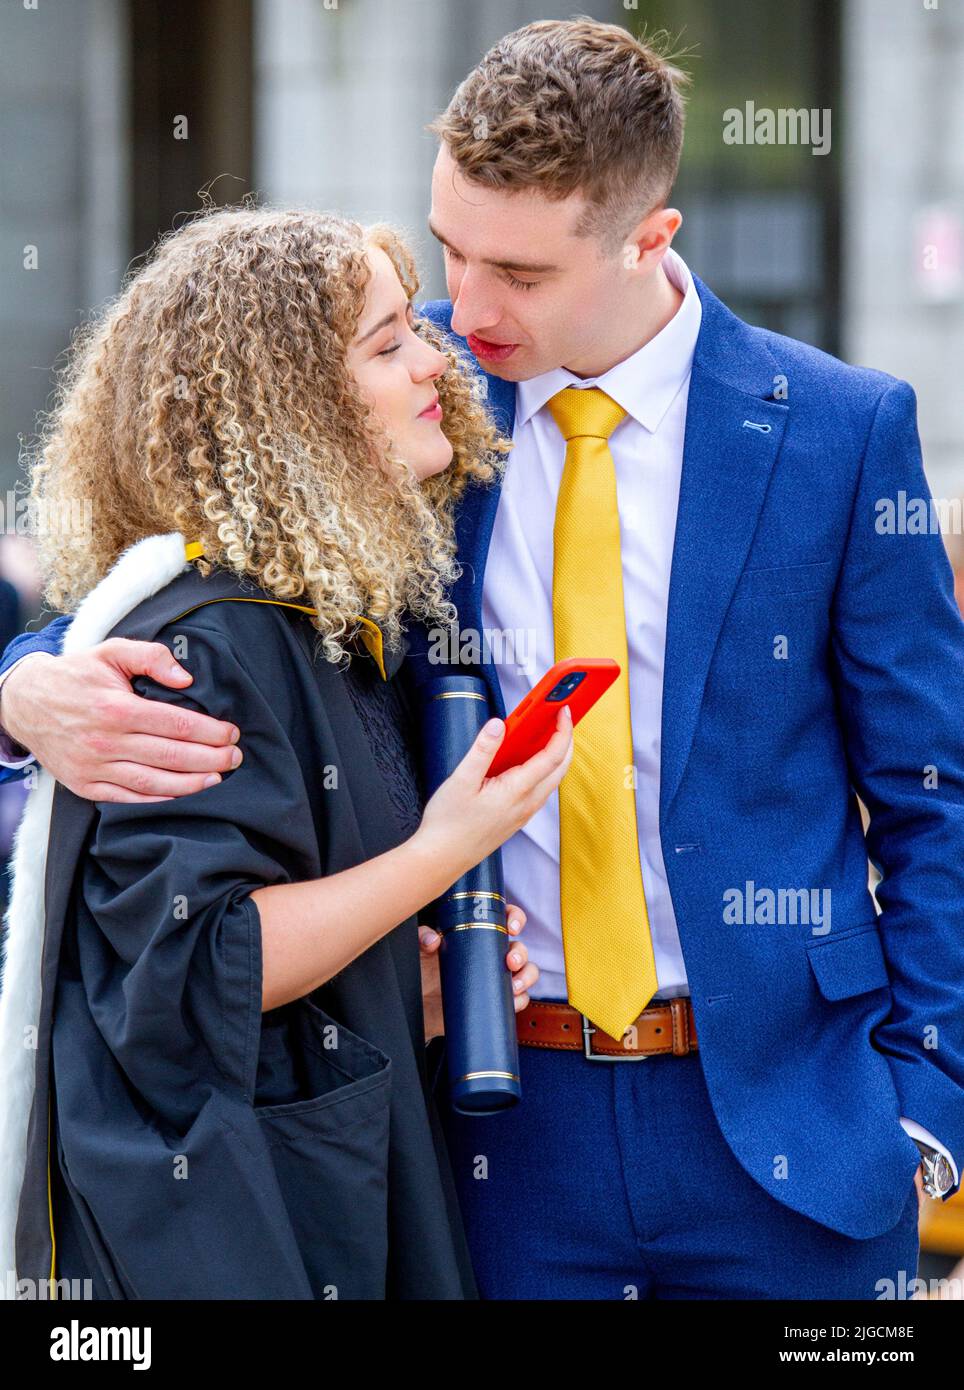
[414,345,448,382]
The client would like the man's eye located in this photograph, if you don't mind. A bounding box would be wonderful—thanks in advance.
[442,245,464,263]
[506,274,537,292]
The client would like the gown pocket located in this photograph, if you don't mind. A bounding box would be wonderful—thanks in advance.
[253,997,392,1300]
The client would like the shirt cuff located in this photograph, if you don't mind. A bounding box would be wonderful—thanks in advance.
[0,652,46,767]
[899,1116,959,1189]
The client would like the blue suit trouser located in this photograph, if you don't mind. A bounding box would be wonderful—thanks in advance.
[438,1030,920,1300]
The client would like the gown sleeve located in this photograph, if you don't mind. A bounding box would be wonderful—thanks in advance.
[77,612,323,1112]
[49,605,380,1298]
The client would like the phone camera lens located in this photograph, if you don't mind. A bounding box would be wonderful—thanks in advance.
[547,671,586,702]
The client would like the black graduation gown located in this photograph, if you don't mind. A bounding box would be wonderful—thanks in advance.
[16,564,477,1300]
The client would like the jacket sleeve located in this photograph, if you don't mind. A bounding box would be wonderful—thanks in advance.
[0,614,73,779]
[0,613,71,678]
[829,378,964,1189]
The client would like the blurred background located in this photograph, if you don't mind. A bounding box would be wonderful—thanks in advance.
[1,0,963,1280]
[2,0,964,503]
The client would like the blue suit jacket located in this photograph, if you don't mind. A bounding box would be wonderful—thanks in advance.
[5,276,964,1239]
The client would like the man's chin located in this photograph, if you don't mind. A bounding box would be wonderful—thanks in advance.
[476,352,540,383]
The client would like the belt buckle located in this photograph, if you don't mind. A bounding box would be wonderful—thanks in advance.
[581,1014,649,1061]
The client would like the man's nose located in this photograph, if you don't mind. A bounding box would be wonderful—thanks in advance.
[449,269,500,339]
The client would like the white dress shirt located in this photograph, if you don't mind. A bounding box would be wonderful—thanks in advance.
[482,246,699,1004]
[480,247,957,1185]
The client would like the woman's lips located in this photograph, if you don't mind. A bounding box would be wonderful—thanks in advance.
[466,333,518,363]
[418,393,442,420]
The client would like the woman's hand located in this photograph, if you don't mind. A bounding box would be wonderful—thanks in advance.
[257,713,568,1010]
[419,905,537,1042]
[415,708,574,882]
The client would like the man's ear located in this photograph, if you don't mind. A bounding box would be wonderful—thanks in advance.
[621,206,683,272]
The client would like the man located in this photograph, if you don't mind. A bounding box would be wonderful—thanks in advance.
[1,18,962,1298]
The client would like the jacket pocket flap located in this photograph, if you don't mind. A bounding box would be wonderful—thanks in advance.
[806,924,890,1000]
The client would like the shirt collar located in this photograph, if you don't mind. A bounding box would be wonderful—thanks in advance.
[515,247,703,435]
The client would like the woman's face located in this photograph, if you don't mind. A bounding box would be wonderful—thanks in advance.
[348,246,453,480]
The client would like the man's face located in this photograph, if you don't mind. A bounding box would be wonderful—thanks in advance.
[428,143,676,382]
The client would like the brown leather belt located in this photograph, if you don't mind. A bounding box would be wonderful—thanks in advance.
[517,998,698,1059]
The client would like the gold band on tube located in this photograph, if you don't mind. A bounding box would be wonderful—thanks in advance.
[457,1071,521,1083]
[442,922,509,934]
[444,890,506,904]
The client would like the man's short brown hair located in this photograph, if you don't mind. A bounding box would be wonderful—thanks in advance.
[429,16,690,253]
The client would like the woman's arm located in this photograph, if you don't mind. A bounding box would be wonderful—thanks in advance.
[89,609,571,1030]
[253,708,571,1011]
[252,834,463,1010]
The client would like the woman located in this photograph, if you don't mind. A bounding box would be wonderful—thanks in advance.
[0,207,573,1300]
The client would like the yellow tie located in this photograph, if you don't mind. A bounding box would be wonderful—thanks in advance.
[547,386,658,1041]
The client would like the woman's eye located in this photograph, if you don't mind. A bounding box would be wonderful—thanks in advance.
[442,246,464,263]
[378,343,401,357]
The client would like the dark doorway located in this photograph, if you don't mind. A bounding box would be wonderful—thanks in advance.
[129,0,254,259]
[624,0,842,352]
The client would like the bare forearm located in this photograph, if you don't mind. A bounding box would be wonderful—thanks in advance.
[252,829,464,1011]
[252,706,575,1010]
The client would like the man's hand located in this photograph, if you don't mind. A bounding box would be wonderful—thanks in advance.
[419,905,537,1043]
[0,641,242,802]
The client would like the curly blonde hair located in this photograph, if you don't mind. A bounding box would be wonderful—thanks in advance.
[27,205,509,663]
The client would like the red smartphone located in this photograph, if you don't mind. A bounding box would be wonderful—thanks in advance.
[486,657,621,778]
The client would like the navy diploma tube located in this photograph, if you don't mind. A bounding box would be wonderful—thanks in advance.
[419,673,522,1114]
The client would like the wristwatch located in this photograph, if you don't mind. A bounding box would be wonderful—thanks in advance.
[912,1139,955,1199]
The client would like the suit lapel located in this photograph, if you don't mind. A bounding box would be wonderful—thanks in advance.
[450,366,516,711]
[659,278,789,817]
[451,370,516,643]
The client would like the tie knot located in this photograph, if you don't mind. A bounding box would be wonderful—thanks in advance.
[547,386,627,443]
